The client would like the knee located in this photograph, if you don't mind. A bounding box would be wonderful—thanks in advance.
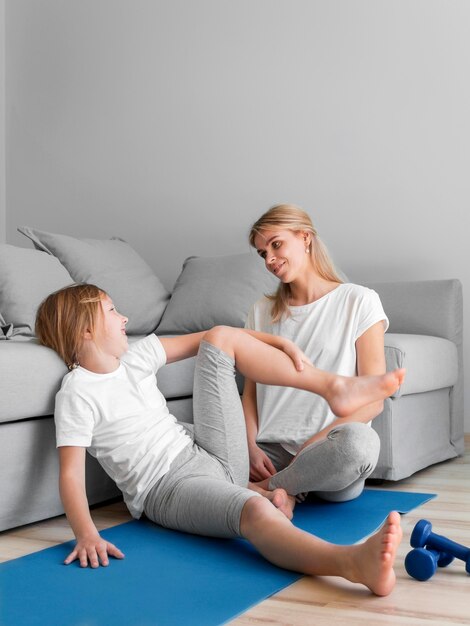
[329,422,380,469]
[203,325,241,351]
[239,495,275,537]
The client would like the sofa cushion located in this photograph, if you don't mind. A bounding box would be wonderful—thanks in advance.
[385,333,458,398]
[0,339,68,423]
[18,227,170,335]
[156,253,278,334]
[0,334,241,423]
[0,336,201,422]
[0,244,73,337]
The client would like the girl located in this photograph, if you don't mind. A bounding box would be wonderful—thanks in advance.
[245,204,391,500]
[35,283,404,596]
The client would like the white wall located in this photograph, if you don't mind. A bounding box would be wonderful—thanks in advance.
[5,1,470,428]
[0,0,5,243]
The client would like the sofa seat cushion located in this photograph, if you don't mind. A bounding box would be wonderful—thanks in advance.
[0,332,458,424]
[0,336,205,422]
[385,333,458,398]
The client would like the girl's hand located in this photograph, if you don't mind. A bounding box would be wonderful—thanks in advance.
[281,339,313,372]
[249,443,277,482]
[65,534,125,568]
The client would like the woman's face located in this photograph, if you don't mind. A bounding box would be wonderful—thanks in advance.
[253,228,311,283]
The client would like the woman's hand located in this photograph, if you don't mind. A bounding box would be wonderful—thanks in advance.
[248,442,277,482]
[281,339,313,372]
[65,533,125,568]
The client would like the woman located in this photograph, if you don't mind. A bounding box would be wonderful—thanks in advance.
[245,204,389,501]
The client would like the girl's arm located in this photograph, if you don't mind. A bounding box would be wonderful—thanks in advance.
[242,378,277,481]
[59,446,124,567]
[158,331,207,364]
[160,327,311,370]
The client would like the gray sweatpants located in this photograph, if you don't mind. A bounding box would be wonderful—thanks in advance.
[144,341,260,538]
[144,340,381,538]
[264,422,381,502]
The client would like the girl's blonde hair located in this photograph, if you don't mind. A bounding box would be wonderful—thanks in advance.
[249,204,343,322]
[35,283,106,369]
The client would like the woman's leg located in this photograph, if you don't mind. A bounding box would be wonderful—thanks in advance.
[203,326,404,418]
[192,326,400,494]
[240,496,403,597]
[267,423,380,499]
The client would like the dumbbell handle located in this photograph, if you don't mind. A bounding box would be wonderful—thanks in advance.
[424,531,470,562]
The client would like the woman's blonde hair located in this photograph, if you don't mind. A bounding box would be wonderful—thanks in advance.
[249,204,343,322]
[35,283,106,369]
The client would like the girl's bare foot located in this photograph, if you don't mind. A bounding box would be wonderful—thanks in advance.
[326,369,406,418]
[347,511,403,596]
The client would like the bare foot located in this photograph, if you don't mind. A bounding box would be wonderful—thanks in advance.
[249,482,296,520]
[347,511,403,596]
[326,369,406,418]
[270,488,296,520]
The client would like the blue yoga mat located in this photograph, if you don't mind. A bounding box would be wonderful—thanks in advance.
[0,489,434,626]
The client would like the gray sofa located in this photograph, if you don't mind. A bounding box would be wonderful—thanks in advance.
[0,230,464,532]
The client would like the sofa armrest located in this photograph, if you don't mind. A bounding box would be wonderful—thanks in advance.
[366,278,464,455]
[365,279,463,344]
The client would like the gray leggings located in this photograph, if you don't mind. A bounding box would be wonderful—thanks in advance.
[144,341,259,538]
[263,422,380,502]
[144,341,381,538]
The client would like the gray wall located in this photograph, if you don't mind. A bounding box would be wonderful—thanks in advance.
[5,1,469,428]
[0,0,5,243]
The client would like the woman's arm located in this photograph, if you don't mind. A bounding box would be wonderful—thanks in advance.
[242,378,277,481]
[243,328,311,372]
[59,446,124,567]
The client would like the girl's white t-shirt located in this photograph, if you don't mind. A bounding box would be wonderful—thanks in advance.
[54,334,192,519]
[245,283,389,455]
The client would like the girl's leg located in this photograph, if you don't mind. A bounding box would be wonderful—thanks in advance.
[203,327,404,418]
[145,442,294,537]
[192,338,298,520]
[192,340,251,486]
[240,496,403,597]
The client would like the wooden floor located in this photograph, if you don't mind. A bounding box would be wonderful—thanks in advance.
[1,437,469,625]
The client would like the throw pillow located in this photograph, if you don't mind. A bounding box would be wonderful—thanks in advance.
[156,252,279,334]
[0,244,73,337]
[18,227,170,335]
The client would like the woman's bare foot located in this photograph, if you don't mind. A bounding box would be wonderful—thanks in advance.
[270,489,296,520]
[249,483,296,520]
[326,369,406,418]
[346,511,403,596]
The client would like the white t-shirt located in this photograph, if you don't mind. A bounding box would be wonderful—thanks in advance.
[54,334,192,519]
[245,283,389,455]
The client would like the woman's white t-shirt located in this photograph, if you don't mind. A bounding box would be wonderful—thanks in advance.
[245,283,389,455]
[54,334,192,519]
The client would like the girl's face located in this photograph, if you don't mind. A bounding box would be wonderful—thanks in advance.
[94,295,129,358]
[254,228,311,283]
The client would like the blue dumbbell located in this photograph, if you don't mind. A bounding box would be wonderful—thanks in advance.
[405,547,454,581]
[410,519,470,574]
